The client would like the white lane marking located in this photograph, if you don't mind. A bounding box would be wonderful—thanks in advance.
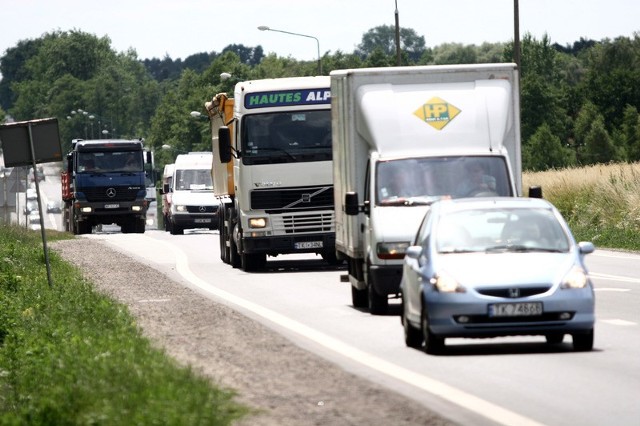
[590,272,640,284]
[154,239,544,426]
[594,288,631,292]
[600,319,637,326]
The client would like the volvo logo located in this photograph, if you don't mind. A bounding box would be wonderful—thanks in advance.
[106,188,117,198]
[301,193,311,203]
[198,206,207,212]
[508,288,520,298]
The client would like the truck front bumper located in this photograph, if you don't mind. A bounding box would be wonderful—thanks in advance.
[75,201,147,223]
[242,232,336,256]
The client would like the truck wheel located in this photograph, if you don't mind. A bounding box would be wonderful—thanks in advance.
[321,250,343,266]
[136,218,146,234]
[219,211,228,263]
[229,234,240,268]
[241,252,266,272]
[368,283,389,315]
[351,285,368,309]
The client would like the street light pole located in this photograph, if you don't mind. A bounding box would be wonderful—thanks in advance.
[258,25,322,75]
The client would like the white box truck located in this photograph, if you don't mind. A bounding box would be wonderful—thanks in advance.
[209,76,335,272]
[165,152,220,235]
[331,64,523,314]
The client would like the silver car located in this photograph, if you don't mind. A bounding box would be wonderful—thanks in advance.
[400,197,595,354]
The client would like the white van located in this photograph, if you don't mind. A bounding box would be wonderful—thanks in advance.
[166,153,219,235]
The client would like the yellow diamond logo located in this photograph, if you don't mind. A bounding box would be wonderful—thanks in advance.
[413,97,461,130]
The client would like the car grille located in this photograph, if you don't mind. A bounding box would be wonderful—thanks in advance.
[477,286,552,298]
[251,186,333,213]
[82,186,141,202]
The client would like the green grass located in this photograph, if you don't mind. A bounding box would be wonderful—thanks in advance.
[0,225,249,425]
[524,162,640,251]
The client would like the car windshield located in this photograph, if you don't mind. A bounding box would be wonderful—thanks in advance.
[435,207,571,254]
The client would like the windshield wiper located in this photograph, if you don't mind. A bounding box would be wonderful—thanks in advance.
[255,147,297,161]
[379,196,439,206]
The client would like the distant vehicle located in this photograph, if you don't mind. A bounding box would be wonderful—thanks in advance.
[145,201,158,229]
[46,200,62,213]
[26,188,37,200]
[29,166,45,182]
[23,200,38,215]
[400,197,596,354]
[28,212,41,231]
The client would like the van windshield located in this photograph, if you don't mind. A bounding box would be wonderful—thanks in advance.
[175,169,213,190]
[376,156,512,205]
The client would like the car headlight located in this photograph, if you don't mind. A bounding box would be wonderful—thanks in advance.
[431,272,466,293]
[249,217,267,228]
[561,266,589,289]
[377,242,410,259]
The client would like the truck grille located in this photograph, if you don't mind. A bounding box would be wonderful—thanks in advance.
[82,186,141,202]
[251,186,333,213]
[271,212,334,234]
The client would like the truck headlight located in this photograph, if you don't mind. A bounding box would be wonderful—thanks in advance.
[249,217,267,228]
[81,207,92,213]
[132,205,142,212]
[377,242,410,259]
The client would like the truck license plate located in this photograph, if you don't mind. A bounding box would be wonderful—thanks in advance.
[295,241,323,249]
[104,203,119,209]
[489,302,543,317]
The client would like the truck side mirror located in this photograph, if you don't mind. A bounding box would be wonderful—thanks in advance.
[218,126,232,163]
[344,192,359,216]
[528,186,542,198]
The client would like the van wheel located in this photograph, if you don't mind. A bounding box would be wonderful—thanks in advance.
[351,285,368,308]
[368,283,388,315]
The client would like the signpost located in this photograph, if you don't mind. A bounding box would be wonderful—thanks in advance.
[0,118,63,287]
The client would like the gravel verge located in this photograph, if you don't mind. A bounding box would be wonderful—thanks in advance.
[51,238,455,426]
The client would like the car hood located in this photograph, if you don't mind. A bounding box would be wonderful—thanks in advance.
[436,252,577,287]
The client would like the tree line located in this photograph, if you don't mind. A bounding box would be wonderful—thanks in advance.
[1,27,639,177]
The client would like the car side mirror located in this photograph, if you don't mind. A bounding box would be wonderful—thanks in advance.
[405,245,423,260]
[578,241,595,255]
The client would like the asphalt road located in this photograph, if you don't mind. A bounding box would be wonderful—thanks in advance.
[81,228,640,426]
[21,165,640,424]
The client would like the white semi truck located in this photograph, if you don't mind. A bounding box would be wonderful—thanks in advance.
[331,64,524,314]
[207,76,335,272]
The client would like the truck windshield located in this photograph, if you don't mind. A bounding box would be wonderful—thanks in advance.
[174,169,213,190]
[78,151,143,173]
[241,110,332,165]
[376,156,513,205]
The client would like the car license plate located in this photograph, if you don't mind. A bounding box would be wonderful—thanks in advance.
[489,302,542,317]
[295,241,323,249]
[194,218,212,223]
[104,203,119,209]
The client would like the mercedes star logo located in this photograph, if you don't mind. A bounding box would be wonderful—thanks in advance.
[198,206,207,212]
[106,188,117,198]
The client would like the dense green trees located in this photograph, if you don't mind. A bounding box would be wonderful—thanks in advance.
[1,28,639,179]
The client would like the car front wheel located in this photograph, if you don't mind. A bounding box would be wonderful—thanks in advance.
[572,330,594,351]
[421,305,444,354]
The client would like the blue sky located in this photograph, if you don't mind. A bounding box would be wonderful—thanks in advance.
[0,0,638,61]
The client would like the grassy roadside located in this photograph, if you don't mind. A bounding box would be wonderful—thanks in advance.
[524,162,640,251]
[0,226,249,425]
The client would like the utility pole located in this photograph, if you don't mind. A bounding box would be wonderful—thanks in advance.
[395,0,401,66]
